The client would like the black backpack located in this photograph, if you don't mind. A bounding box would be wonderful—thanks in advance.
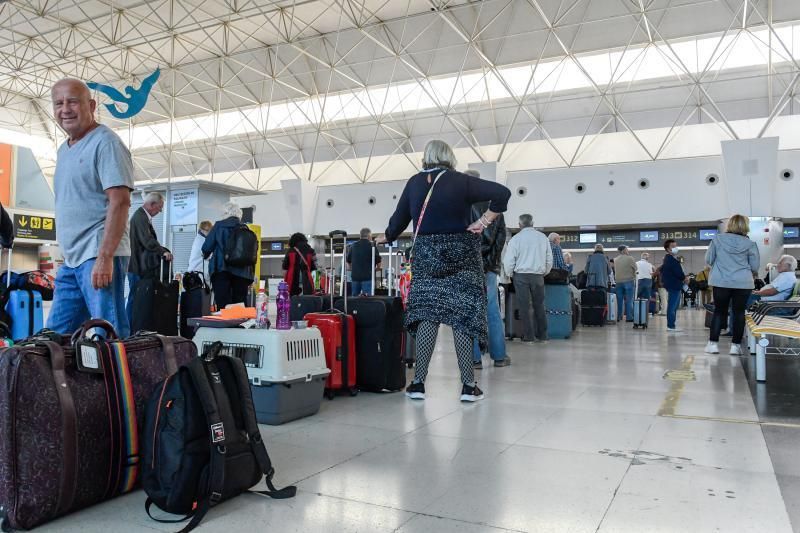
[142,342,296,532]
[223,224,259,267]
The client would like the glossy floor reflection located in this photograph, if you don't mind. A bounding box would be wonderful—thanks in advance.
[39,308,797,532]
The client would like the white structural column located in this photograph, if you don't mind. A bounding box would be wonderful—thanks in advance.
[721,137,779,217]
[720,137,784,274]
[280,179,320,237]
[468,162,507,186]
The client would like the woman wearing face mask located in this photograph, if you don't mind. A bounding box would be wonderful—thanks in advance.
[661,239,687,332]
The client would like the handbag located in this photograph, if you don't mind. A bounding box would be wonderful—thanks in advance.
[407,170,446,271]
[544,268,570,285]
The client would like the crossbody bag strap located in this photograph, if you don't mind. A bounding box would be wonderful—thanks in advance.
[410,170,446,253]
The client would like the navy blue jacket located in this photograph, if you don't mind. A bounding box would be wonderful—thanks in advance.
[661,254,685,291]
[385,169,511,242]
[201,216,254,280]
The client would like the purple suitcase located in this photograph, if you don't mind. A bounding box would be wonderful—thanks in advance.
[0,319,196,530]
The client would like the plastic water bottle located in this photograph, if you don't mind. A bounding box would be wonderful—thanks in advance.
[276,281,291,330]
[255,290,269,329]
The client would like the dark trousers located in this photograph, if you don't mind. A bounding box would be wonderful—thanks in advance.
[211,271,252,309]
[513,273,547,341]
[710,287,751,344]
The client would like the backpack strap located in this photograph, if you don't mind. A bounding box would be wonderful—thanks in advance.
[216,356,296,500]
[178,355,229,533]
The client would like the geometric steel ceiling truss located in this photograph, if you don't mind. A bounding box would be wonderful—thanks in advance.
[2,0,800,190]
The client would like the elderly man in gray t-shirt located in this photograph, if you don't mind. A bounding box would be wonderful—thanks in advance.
[46,79,134,337]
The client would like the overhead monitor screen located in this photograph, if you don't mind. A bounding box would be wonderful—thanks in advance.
[639,231,659,242]
[784,227,799,239]
[270,242,282,251]
[699,229,718,241]
[579,233,597,244]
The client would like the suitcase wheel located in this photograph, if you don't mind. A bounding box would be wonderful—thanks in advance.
[406,362,414,369]
[325,389,336,401]
[349,387,359,397]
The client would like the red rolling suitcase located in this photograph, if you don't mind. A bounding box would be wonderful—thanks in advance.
[305,230,358,399]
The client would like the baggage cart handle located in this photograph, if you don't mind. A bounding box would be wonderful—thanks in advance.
[329,230,347,238]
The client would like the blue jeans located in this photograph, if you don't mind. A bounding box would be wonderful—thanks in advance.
[666,289,682,329]
[47,256,130,338]
[350,280,372,296]
[126,272,140,327]
[616,280,635,321]
[473,271,507,362]
[637,278,652,300]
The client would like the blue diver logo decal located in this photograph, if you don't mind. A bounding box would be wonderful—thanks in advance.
[87,68,160,119]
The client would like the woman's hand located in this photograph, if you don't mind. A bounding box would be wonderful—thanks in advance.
[466,221,484,234]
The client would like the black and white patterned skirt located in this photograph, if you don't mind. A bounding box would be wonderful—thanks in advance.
[405,232,488,349]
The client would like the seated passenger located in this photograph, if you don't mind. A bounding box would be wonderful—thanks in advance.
[750,255,798,311]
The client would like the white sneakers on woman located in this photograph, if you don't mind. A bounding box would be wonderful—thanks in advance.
[704,342,743,355]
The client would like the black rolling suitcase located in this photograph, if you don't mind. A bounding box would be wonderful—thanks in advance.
[334,295,405,392]
[131,260,179,335]
[180,271,211,338]
[290,295,330,321]
[504,292,525,339]
[580,288,606,327]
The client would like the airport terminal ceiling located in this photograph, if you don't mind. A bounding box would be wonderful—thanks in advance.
[3,0,800,190]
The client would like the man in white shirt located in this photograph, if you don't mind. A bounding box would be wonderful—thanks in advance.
[636,253,655,300]
[753,255,797,302]
[503,214,553,343]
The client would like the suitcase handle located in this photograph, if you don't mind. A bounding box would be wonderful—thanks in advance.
[70,319,119,343]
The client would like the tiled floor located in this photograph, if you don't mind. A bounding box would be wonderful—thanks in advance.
[40,308,798,532]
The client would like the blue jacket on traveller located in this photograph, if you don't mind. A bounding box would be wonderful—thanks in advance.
[705,233,760,289]
[201,216,254,280]
[660,254,685,291]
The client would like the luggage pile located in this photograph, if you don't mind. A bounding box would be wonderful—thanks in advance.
[0,248,52,341]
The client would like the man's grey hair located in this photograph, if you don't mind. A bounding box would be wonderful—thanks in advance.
[594,243,604,252]
[519,214,533,228]
[360,227,371,239]
[563,252,572,261]
[422,139,457,169]
[641,252,650,260]
[142,191,164,205]
[778,254,798,272]
[463,169,480,178]
[223,201,243,219]
[548,232,560,243]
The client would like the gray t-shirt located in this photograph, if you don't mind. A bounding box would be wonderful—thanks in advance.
[54,124,134,267]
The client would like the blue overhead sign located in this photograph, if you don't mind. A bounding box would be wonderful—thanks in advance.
[699,229,718,241]
[639,231,658,242]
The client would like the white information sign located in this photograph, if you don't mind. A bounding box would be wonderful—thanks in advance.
[169,189,198,226]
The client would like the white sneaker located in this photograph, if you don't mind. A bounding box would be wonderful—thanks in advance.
[705,341,719,354]
[729,344,742,355]
[667,327,683,333]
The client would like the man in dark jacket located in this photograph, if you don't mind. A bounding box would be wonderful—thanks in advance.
[466,169,510,368]
[347,228,381,296]
[661,238,687,332]
[127,191,171,324]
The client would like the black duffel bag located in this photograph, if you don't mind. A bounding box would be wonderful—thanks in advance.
[544,268,570,285]
[142,342,296,532]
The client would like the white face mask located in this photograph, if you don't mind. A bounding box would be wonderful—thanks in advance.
[671,247,679,255]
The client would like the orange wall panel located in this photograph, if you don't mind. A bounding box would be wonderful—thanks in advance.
[0,144,11,206]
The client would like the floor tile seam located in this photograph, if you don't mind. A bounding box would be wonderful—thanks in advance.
[593,416,657,533]
[292,488,421,517]
[504,406,568,449]
[288,406,466,484]
[760,423,798,533]
[395,510,529,533]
